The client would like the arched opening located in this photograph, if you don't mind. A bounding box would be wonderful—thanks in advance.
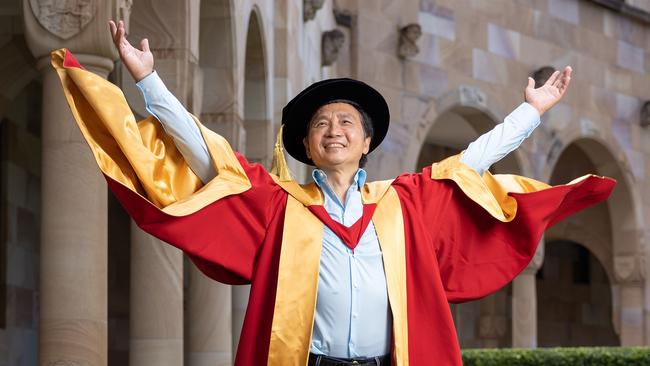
[416,106,520,173]
[106,68,133,366]
[546,142,615,272]
[185,2,238,364]
[416,105,521,348]
[199,0,241,148]
[539,138,639,346]
[242,10,271,166]
[232,8,271,355]
[0,20,41,361]
[107,187,131,365]
[0,76,42,364]
[537,240,619,346]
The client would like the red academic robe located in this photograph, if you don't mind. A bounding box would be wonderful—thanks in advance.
[52,49,615,366]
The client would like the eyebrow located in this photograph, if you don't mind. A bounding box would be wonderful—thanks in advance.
[311,111,356,122]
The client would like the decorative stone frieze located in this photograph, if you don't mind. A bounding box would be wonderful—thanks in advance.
[29,0,96,40]
[458,85,487,108]
[304,0,325,22]
[23,0,124,61]
[321,29,344,66]
[614,254,646,283]
[398,24,422,59]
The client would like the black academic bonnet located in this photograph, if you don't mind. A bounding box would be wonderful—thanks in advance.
[280,78,390,166]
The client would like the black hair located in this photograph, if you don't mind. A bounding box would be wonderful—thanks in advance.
[307,99,374,168]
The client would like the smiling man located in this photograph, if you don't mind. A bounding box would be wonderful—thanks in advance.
[49,20,615,366]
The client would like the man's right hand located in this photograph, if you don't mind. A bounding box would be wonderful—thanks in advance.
[109,20,154,82]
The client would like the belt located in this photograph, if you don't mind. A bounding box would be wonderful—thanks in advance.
[308,353,391,366]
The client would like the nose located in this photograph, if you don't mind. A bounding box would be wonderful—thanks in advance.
[325,120,343,136]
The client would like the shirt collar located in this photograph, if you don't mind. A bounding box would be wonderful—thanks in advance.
[312,168,367,191]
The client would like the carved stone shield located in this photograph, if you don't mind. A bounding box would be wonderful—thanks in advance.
[29,0,96,40]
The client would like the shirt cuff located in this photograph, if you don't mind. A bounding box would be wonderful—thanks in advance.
[135,71,167,102]
[511,102,541,133]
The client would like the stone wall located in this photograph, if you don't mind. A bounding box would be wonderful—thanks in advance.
[0,80,41,366]
[538,241,619,346]
[1,0,650,364]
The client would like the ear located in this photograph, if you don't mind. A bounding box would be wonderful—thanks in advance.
[362,136,371,154]
[303,137,311,158]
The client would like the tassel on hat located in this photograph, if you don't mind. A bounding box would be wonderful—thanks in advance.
[270,125,294,182]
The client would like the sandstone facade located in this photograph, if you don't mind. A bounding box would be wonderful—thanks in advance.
[0,0,649,364]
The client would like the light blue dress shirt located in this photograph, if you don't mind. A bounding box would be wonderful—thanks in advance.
[136,71,541,358]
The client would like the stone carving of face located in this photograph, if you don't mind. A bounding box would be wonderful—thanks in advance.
[398,23,422,59]
[322,30,345,66]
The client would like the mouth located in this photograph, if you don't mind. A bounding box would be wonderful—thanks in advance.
[323,142,346,149]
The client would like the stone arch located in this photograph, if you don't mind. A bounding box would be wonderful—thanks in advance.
[411,88,528,349]
[242,6,272,166]
[548,138,641,272]
[232,5,272,355]
[404,86,529,177]
[199,0,242,148]
[545,137,644,346]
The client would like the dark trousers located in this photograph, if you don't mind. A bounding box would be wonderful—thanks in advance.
[308,353,391,366]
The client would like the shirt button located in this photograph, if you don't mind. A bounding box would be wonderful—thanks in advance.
[352,313,358,318]
[353,283,359,289]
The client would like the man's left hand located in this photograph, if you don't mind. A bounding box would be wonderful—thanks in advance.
[525,66,572,117]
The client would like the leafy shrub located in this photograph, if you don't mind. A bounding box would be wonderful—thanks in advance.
[462,347,650,366]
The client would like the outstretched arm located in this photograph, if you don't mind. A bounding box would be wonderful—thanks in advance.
[460,67,572,174]
[109,20,216,183]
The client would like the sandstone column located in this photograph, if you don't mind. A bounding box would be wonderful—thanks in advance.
[23,1,128,364]
[512,267,539,348]
[614,254,646,346]
[124,0,203,363]
[37,51,112,366]
[512,242,544,348]
[129,223,184,365]
[232,286,250,354]
[187,266,233,366]
[619,282,645,345]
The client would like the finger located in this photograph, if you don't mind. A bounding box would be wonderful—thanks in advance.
[117,21,128,47]
[526,77,535,90]
[109,20,117,37]
[140,38,150,53]
[552,67,566,87]
[559,73,572,95]
[552,66,571,88]
[553,66,572,89]
[109,21,120,45]
[545,70,560,86]
[561,66,572,86]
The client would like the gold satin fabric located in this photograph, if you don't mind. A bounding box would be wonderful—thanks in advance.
[267,195,325,366]
[51,49,251,216]
[372,186,410,366]
[271,177,324,206]
[269,179,409,365]
[431,154,555,222]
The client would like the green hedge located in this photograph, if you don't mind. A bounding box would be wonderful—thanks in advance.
[462,347,650,366]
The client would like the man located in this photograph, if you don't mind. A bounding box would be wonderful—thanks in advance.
[51,20,614,366]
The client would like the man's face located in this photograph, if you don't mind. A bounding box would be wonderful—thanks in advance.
[303,102,371,172]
